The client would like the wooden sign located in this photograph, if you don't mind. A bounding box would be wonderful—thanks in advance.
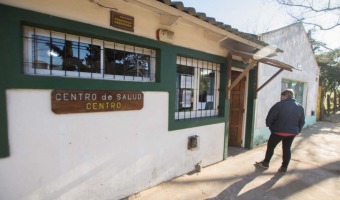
[110,11,134,32]
[51,90,143,114]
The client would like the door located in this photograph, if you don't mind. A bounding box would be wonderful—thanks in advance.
[229,71,246,147]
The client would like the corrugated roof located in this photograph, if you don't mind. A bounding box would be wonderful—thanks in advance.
[157,0,282,52]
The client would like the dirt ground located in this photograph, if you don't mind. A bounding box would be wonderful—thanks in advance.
[323,110,340,123]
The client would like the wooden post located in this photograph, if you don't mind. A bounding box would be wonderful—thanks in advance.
[226,54,232,100]
[334,89,337,113]
[338,93,340,111]
[327,94,331,115]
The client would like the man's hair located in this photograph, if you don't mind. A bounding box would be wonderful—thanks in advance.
[281,89,294,99]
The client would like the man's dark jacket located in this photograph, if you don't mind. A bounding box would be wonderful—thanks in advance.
[266,98,305,135]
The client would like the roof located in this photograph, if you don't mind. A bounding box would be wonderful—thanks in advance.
[157,0,282,52]
[260,22,304,36]
[229,50,294,71]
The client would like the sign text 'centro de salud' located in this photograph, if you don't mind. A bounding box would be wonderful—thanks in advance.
[51,90,143,114]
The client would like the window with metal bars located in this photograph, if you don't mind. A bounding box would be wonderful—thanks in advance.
[23,26,156,82]
[175,56,220,120]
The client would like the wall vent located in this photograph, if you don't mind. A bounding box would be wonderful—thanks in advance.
[188,135,199,150]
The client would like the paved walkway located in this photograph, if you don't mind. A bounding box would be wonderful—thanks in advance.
[129,120,340,200]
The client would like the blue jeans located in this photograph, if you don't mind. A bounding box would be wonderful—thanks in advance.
[263,133,296,168]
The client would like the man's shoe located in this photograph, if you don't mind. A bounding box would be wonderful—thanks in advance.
[255,161,269,169]
[278,166,287,174]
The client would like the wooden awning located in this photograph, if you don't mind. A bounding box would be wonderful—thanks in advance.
[229,50,294,72]
[227,50,296,99]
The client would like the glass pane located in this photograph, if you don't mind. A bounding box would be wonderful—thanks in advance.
[134,53,150,77]
[79,42,101,73]
[105,48,126,75]
[51,37,66,70]
[62,40,80,71]
[176,65,194,112]
[282,79,304,105]
[199,69,215,110]
[104,48,150,77]
[124,52,139,76]
[33,35,52,69]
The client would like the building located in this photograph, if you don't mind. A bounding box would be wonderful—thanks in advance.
[252,23,319,146]
[0,1,314,199]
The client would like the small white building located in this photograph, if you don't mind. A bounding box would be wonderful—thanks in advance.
[252,23,320,146]
[0,1,317,199]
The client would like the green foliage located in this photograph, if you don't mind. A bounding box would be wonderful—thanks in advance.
[307,30,330,54]
[316,48,340,92]
[307,29,339,116]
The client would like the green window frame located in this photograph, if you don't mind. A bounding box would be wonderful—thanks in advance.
[23,26,157,82]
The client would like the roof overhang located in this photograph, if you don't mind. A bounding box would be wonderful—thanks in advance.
[107,0,294,98]
[229,50,293,72]
[227,50,296,99]
[126,0,269,51]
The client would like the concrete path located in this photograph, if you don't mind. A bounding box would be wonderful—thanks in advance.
[129,121,340,200]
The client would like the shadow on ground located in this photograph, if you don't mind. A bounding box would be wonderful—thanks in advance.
[206,160,340,200]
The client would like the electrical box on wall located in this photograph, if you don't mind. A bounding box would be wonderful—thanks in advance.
[188,135,200,151]
[156,29,174,43]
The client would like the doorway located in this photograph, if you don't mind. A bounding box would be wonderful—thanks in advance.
[228,70,246,147]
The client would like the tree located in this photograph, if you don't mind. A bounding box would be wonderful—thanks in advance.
[317,48,340,91]
[307,29,334,53]
[316,48,340,115]
[275,0,340,30]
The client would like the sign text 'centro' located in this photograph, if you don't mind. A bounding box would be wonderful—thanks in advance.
[51,90,143,114]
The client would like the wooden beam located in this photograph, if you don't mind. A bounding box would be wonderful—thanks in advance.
[229,50,294,72]
[259,58,293,71]
[228,60,257,91]
[226,54,232,100]
[257,68,284,92]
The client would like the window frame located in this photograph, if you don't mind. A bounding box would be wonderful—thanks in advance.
[175,56,221,120]
[281,79,305,106]
[23,26,156,82]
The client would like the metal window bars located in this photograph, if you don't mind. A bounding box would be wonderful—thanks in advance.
[175,56,220,120]
[23,26,156,82]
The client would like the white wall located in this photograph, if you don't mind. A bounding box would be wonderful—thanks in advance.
[0,1,229,198]
[0,90,225,199]
[254,23,319,144]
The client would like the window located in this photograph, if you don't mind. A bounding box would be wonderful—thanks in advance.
[23,26,156,82]
[282,79,304,106]
[175,56,220,120]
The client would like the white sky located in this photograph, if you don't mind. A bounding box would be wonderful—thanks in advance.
[180,0,340,50]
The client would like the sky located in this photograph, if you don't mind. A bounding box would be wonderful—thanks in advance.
[180,0,340,51]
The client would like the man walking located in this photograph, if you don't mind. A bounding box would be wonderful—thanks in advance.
[256,89,305,173]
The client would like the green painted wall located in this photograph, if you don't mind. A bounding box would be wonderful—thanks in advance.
[305,116,316,127]
[223,100,230,159]
[244,67,257,149]
[253,127,271,147]
[0,4,228,157]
